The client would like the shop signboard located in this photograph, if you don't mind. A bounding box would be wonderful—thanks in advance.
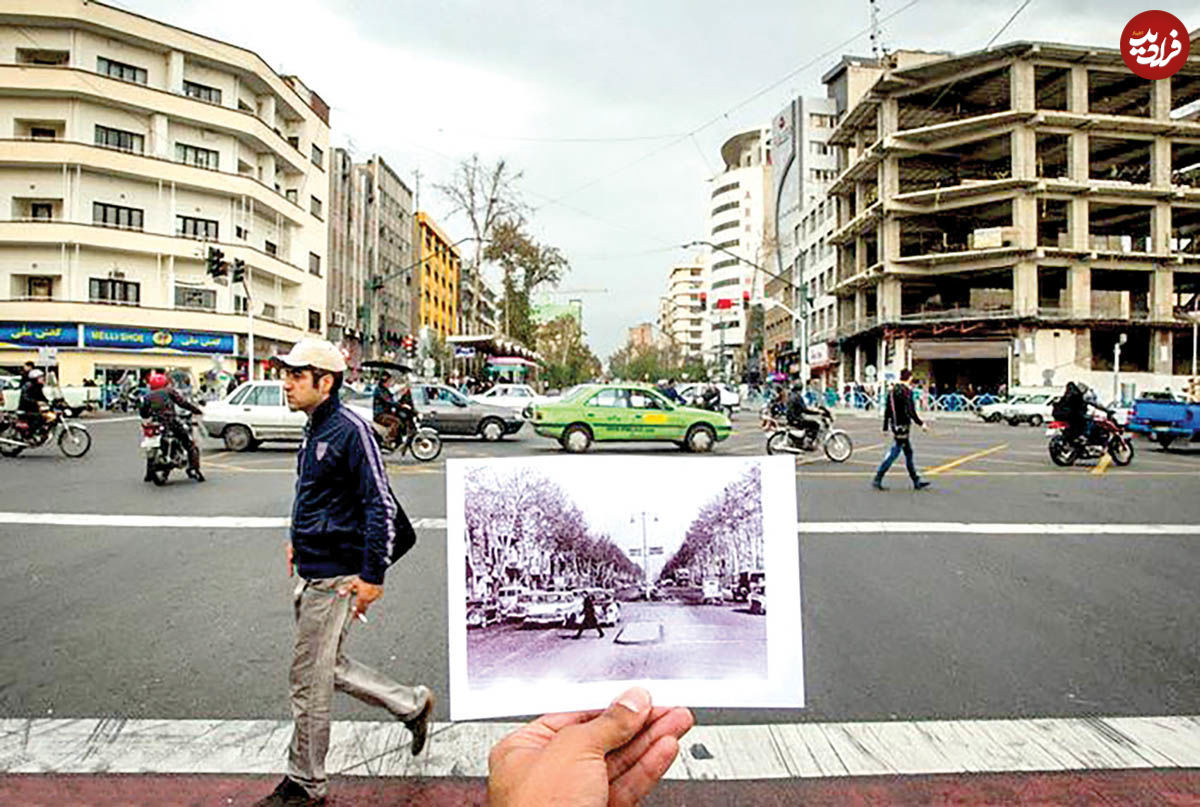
[84,325,235,355]
[0,322,79,348]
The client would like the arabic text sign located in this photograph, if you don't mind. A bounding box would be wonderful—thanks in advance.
[84,326,235,355]
[1121,10,1189,80]
[0,322,79,348]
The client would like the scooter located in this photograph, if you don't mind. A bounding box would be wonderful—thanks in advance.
[764,406,853,462]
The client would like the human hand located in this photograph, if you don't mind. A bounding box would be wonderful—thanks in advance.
[488,687,694,807]
[337,577,383,618]
[286,543,293,577]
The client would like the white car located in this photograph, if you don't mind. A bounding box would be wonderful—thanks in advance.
[676,383,740,414]
[1003,393,1055,427]
[201,380,306,451]
[469,383,554,413]
[521,591,582,628]
[978,394,1029,423]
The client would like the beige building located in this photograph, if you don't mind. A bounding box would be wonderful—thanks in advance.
[0,0,329,385]
[828,41,1200,396]
[658,261,704,358]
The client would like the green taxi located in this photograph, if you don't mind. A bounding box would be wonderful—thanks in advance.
[531,384,732,453]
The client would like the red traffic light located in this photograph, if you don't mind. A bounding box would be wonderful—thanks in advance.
[699,292,707,311]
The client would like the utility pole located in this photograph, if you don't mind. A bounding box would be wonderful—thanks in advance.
[246,265,255,381]
[629,511,659,586]
[1113,332,1127,404]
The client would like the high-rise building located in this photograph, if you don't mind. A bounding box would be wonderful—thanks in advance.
[0,0,330,384]
[658,262,704,358]
[413,211,460,339]
[703,128,773,380]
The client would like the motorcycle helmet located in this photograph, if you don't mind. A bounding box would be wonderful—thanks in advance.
[27,368,43,381]
[147,372,169,390]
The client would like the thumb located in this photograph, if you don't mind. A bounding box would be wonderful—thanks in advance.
[578,688,653,754]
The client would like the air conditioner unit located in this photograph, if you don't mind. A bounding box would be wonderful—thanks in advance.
[332,311,346,327]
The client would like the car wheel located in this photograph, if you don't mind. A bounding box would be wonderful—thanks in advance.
[986,413,1001,423]
[479,418,505,442]
[1007,418,1020,427]
[685,424,716,453]
[222,424,253,452]
[1157,435,1175,450]
[1029,415,1044,428]
[562,424,592,453]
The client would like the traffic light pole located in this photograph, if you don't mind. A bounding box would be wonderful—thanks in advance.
[245,264,255,381]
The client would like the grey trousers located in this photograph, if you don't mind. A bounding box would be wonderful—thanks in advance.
[287,575,429,798]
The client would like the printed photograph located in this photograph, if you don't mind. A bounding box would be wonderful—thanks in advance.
[447,456,802,719]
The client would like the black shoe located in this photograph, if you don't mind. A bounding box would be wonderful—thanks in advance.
[914,479,931,490]
[188,469,206,482]
[253,777,325,807]
[405,689,435,757]
[871,478,885,490]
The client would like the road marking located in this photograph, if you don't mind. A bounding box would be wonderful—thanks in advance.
[1092,454,1114,475]
[0,512,446,530]
[84,416,142,424]
[3,714,1199,779]
[924,444,1009,475]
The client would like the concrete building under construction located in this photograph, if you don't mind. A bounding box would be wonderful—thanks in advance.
[827,41,1200,397]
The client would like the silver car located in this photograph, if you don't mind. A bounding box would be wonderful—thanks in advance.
[412,384,524,441]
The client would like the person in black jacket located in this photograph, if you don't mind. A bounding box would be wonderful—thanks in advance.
[786,383,821,446]
[256,338,434,807]
[573,593,605,639]
[873,369,931,491]
[16,368,50,435]
[140,372,204,482]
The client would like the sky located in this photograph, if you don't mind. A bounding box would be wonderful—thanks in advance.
[118,0,1195,359]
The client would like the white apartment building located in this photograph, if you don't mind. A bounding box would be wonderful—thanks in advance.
[703,128,772,379]
[0,0,329,385]
[658,261,704,358]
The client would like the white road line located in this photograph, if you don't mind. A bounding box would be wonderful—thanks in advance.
[2,715,1198,779]
[1,514,1198,536]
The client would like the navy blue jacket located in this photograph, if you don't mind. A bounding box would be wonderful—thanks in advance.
[291,395,396,585]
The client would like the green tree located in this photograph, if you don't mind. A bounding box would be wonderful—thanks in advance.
[484,219,568,348]
[535,315,601,388]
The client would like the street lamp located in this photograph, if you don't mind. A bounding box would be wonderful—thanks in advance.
[629,511,659,586]
[1189,294,1200,380]
[1113,331,1127,404]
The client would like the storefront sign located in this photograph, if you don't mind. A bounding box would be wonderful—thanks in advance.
[454,346,476,358]
[0,322,79,348]
[84,325,234,355]
[807,342,831,368]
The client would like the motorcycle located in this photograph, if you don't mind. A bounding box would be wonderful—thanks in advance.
[764,406,854,462]
[1045,412,1133,467]
[141,411,197,485]
[374,411,442,462]
[0,401,92,458]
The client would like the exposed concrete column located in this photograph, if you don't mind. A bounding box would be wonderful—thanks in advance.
[854,288,867,328]
[878,98,899,139]
[855,182,866,214]
[1068,262,1091,317]
[1151,138,1172,190]
[1151,76,1171,120]
[880,155,899,199]
[1011,126,1036,180]
[891,334,909,373]
[878,275,901,323]
[881,217,901,264]
[1069,132,1089,183]
[854,236,867,275]
[1013,261,1038,316]
[1151,267,1174,320]
[150,113,169,159]
[1152,202,1172,253]
[166,50,184,94]
[1068,65,1089,113]
[1010,59,1036,112]
[1152,330,1173,374]
[1013,194,1038,249]
[1068,197,1089,250]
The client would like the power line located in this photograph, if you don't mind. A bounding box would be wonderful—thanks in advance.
[986,0,1034,48]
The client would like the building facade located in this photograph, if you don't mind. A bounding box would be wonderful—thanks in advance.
[703,128,772,380]
[827,43,1200,396]
[0,0,329,384]
[658,262,704,358]
[414,211,460,339]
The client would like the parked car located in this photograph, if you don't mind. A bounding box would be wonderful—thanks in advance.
[522,591,582,628]
[749,584,767,615]
[470,383,555,414]
[497,585,530,620]
[466,599,500,629]
[201,380,306,451]
[701,577,722,605]
[1004,393,1055,426]
[531,384,732,453]
[734,570,765,602]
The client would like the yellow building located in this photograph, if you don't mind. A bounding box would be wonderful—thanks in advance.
[414,212,460,338]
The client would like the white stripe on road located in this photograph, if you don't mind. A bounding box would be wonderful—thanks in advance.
[2,715,1199,779]
[1,513,1199,536]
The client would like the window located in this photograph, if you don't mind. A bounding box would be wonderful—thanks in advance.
[308,309,321,333]
[30,126,56,140]
[629,390,664,409]
[27,277,52,298]
[810,141,830,155]
[228,385,252,404]
[714,239,740,250]
[809,168,836,182]
[311,144,323,168]
[310,196,322,218]
[235,225,247,240]
[712,258,738,270]
[285,189,298,203]
[176,215,219,240]
[587,389,627,408]
[176,143,219,170]
[712,277,740,289]
[89,278,140,304]
[308,252,321,276]
[234,294,248,313]
[17,48,68,66]
[711,181,739,198]
[243,384,282,407]
[712,219,738,235]
[287,136,300,149]
[712,201,739,216]
[97,56,147,84]
[264,240,277,256]
[808,113,835,128]
[183,80,221,104]
[93,202,144,230]
[174,286,217,310]
[31,203,52,220]
[95,124,144,153]
[261,303,277,319]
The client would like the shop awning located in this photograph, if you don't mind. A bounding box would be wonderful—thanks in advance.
[487,357,539,368]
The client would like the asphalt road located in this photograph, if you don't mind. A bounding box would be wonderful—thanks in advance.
[1,410,1198,728]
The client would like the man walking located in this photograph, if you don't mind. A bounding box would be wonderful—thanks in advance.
[572,592,605,639]
[873,368,931,491]
[256,338,434,807]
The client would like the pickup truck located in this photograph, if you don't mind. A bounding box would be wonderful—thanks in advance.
[1126,398,1200,449]
[1,374,101,416]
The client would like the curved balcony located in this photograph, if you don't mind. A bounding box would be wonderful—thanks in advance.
[0,220,311,287]
[0,65,308,176]
[0,138,307,226]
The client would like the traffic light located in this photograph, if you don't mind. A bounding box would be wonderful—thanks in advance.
[402,335,417,359]
[205,246,226,278]
[231,258,246,284]
[742,290,751,309]
[698,291,707,312]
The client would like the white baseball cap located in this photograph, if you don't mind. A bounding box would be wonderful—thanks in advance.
[273,338,347,373]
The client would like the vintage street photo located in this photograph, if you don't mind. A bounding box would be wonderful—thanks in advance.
[447,455,802,720]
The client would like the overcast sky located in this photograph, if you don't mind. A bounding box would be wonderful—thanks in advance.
[120,0,1193,359]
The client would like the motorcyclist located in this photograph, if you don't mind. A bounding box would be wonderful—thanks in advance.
[139,372,204,482]
[1058,382,1111,445]
[786,382,822,446]
[699,382,721,411]
[372,374,402,447]
[16,368,50,435]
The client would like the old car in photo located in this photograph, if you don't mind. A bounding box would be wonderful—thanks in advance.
[749,584,766,615]
[568,588,622,627]
[521,591,582,628]
[496,585,530,620]
[734,570,765,602]
[466,599,501,629]
[531,383,732,453]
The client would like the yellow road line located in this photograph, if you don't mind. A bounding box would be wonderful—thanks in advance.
[1092,454,1113,475]
[925,444,1009,475]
